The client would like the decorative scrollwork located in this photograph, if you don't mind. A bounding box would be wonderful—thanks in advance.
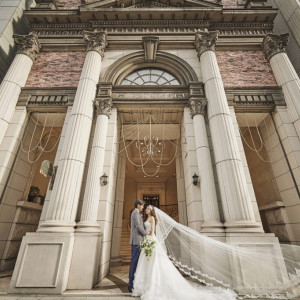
[13,32,41,62]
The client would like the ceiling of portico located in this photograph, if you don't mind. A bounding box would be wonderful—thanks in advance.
[119,108,180,183]
[125,139,177,183]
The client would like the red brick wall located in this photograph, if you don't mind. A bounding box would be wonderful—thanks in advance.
[216,51,278,88]
[26,52,85,88]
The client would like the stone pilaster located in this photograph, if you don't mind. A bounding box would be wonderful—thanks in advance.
[77,98,113,232]
[110,149,126,266]
[0,32,40,146]
[195,30,262,233]
[263,33,300,138]
[38,31,107,232]
[187,97,224,233]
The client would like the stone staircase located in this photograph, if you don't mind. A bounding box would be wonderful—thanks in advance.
[120,219,131,264]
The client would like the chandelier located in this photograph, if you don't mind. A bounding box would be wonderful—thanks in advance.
[136,115,165,157]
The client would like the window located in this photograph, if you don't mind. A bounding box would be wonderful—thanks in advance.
[121,68,180,86]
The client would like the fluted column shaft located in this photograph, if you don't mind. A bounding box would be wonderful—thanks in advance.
[195,31,262,232]
[193,114,224,232]
[39,31,107,232]
[188,100,224,232]
[263,33,300,138]
[77,99,112,232]
[0,33,40,145]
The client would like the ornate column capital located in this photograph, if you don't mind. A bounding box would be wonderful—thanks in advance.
[13,32,41,62]
[95,98,113,117]
[187,98,207,118]
[262,33,289,61]
[194,30,219,58]
[83,31,108,58]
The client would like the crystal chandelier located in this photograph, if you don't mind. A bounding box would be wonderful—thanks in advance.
[136,115,165,157]
[137,136,165,157]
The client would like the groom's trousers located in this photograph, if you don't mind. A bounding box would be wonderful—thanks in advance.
[129,244,141,289]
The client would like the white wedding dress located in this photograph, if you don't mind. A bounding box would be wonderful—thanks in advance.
[132,220,237,300]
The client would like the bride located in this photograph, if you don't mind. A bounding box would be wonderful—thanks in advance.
[132,205,300,300]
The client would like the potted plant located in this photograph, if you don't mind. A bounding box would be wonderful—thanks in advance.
[28,186,41,204]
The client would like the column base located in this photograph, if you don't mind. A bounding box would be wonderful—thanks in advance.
[200,220,225,233]
[110,256,123,267]
[224,220,264,233]
[76,220,101,233]
[67,231,102,290]
[225,232,289,294]
[9,232,74,294]
[37,220,76,233]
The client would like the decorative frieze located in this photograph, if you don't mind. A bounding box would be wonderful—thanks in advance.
[194,30,219,58]
[262,33,289,61]
[187,97,207,118]
[95,98,113,117]
[13,32,41,62]
[83,30,108,57]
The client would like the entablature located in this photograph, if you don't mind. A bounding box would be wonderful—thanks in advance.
[18,86,284,113]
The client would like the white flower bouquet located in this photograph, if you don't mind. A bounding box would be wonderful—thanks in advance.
[139,235,156,258]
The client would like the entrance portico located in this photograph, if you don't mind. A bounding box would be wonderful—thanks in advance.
[2,27,297,296]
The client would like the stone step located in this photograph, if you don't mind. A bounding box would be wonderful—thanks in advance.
[1,293,137,299]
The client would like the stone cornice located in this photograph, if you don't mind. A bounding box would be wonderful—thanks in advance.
[194,30,218,57]
[13,32,41,61]
[83,31,108,57]
[262,33,289,61]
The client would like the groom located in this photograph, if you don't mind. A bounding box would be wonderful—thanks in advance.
[128,199,147,292]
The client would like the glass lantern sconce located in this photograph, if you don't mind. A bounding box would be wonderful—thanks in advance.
[100,173,108,186]
[192,173,199,186]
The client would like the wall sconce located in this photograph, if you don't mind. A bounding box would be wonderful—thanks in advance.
[100,173,108,186]
[192,173,199,186]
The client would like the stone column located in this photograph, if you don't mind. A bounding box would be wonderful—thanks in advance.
[187,97,224,232]
[195,30,262,232]
[262,33,300,138]
[0,32,40,145]
[39,31,107,233]
[77,98,113,232]
[110,149,126,266]
[175,148,187,226]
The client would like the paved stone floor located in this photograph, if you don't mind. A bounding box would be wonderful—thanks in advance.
[0,264,135,299]
[0,265,296,299]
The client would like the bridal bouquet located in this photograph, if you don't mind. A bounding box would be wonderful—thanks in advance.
[139,236,156,258]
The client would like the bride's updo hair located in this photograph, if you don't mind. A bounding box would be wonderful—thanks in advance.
[144,205,158,224]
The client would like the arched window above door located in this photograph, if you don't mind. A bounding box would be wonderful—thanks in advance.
[120,68,180,86]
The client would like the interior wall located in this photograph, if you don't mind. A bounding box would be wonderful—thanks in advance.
[0,114,64,271]
[240,117,296,243]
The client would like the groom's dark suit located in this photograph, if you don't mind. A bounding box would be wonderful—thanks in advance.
[128,208,147,290]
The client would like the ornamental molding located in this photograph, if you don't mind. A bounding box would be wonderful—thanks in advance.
[83,30,108,57]
[194,30,219,58]
[13,32,41,61]
[142,36,159,62]
[187,97,207,118]
[262,33,289,61]
[94,98,113,117]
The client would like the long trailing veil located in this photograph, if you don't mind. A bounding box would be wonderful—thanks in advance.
[154,207,300,299]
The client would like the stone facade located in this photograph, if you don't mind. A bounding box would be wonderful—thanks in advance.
[0,0,299,296]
